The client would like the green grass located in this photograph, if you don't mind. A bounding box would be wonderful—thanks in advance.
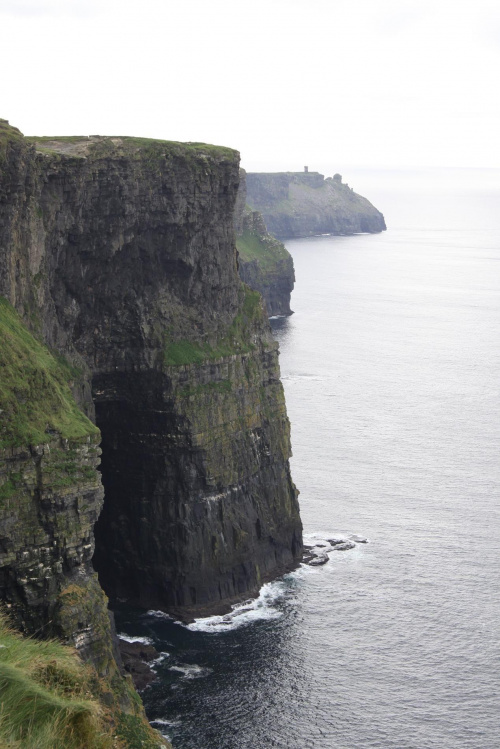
[0,614,169,748]
[164,285,263,366]
[25,134,237,164]
[0,120,24,163]
[115,712,168,749]
[0,297,99,449]
[0,615,112,749]
[236,228,290,271]
[119,136,236,159]
[178,380,232,398]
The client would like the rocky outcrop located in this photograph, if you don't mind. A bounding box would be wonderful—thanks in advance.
[0,119,302,641]
[235,170,295,316]
[246,170,386,238]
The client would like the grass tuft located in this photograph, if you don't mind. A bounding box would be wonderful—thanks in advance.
[0,615,111,749]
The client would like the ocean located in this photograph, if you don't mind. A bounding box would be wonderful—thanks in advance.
[115,168,500,749]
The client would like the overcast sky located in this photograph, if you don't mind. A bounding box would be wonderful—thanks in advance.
[1,0,500,170]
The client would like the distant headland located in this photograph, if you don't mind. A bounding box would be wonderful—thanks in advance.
[245,169,386,239]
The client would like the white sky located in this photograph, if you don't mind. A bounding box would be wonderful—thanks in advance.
[1,0,500,170]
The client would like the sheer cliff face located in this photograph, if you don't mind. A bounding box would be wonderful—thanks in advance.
[246,171,387,238]
[0,122,302,629]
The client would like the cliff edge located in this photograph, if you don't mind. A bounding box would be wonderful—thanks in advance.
[246,170,386,238]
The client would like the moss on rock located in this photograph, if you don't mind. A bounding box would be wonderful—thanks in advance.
[0,297,99,449]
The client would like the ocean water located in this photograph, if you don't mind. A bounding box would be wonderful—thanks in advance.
[115,169,500,749]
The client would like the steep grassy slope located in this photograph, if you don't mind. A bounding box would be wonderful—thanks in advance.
[0,614,167,748]
[0,297,98,449]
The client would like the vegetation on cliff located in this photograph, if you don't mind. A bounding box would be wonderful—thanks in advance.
[0,297,98,449]
[25,133,237,168]
[236,219,290,272]
[0,613,168,748]
[234,169,295,316]
[236,208,295,316]
[0,298,168,747]
[163,285,261,366]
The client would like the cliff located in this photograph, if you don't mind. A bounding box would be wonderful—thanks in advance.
[0,118,301,644]
[246,170,386,238]
[235,170,295,316]
[0,291,168,745]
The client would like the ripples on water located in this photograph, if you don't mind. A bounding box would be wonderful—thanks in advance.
[115,170,500,748]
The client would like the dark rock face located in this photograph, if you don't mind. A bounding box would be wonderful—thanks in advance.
[0,435,116,671]
[0,122,302,637]
[235,170,295,317]
[118,640,160,690]
[246,171,386,238]
[93,342,302,621]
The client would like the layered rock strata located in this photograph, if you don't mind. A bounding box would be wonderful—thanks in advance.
[246,170,386,238]
[235,170,295,316]
[0,119,302,642]
[0,294,165,744]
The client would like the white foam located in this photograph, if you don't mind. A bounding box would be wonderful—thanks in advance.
[144,609,172,620]
[150,652,170,669]
[118,634,154,645]
[169,663,212,679]
[183,580,287,633]
[150,718,182,727]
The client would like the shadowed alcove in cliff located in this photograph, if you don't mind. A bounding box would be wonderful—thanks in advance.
[90,351,303,622]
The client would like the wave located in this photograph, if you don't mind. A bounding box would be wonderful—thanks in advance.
[117,634,154,645]
[150,652,170,669]
[143,609,172,621]
[169,663,212,679]
[150,717,182,727]
[183,580,288,633]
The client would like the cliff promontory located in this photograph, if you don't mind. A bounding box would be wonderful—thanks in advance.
[246,170,386,238]
[235,170,295,316]
[0,118,303,741]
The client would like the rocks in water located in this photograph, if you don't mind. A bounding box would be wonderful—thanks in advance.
[330,541,356,551]
[302,545,329,565]
[302,532,369,565]
[308,553,329,566]
[118,639,160,691]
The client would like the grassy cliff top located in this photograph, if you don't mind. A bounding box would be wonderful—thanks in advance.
[236,226,290,271]
[0,297,99,449]
[25,133,238,162]
[0,117,238,162]
[0,119,23,143]
[0,119,24,161]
